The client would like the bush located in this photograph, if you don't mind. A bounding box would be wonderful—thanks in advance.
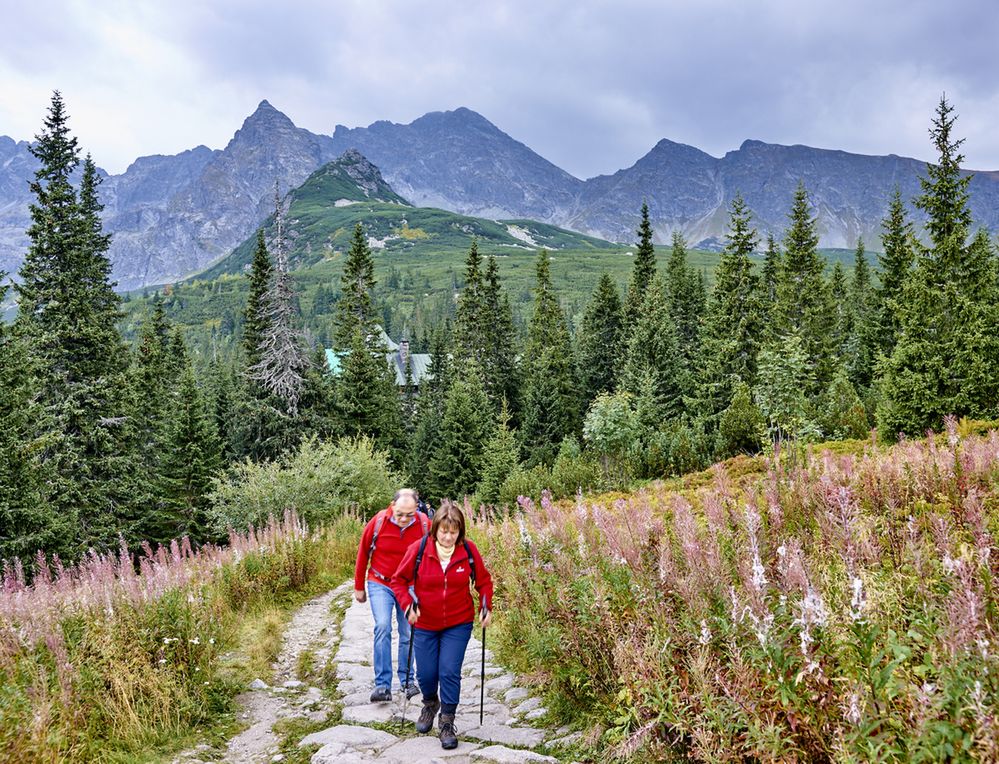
[549,436,601,498]
[498,464,551,509]
[716,381,766,459]
[208,435,403,534]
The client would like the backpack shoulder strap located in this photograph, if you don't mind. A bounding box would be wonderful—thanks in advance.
[368,509,389,557]
[418,512,430,536]
[464,541,476,584]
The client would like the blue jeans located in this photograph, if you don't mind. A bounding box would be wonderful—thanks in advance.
[367,581,414,690]
[413,621,473,714]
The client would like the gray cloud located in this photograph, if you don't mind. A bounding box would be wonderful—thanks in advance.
[2,0,997,177]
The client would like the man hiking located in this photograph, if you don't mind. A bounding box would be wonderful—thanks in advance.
[354,488,429,702]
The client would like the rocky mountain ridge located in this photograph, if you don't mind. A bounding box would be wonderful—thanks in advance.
[3,101,999,289]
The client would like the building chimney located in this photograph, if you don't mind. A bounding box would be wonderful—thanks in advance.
[400,339,410,365]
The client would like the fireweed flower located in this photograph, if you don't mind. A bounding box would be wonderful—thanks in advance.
[849,577,866,622]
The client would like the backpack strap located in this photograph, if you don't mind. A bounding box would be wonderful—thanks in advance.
[367,509,390,558]
[464,541,476,584]
[409,534,430,609]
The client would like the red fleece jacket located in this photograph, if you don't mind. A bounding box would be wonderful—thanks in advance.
[390,538,493,632]
[353,507,430,591]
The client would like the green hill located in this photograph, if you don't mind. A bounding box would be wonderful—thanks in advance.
[198,150,617,282]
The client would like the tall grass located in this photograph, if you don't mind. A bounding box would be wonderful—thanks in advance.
[486,418,999,761]
[0,510,362,763]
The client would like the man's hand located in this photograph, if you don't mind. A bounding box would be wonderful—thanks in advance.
[407,605,420,625]
[354,588,367,603]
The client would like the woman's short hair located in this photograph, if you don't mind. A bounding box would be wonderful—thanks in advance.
[430,503,465,545]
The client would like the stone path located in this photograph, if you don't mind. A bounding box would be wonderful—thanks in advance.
[174,581,580,764]
[304,593,573,763]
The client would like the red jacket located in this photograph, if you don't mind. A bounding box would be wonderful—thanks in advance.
[391,538,493,632]
[354,507,430,591]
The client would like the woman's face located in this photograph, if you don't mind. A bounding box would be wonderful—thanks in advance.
[436,523,460,549]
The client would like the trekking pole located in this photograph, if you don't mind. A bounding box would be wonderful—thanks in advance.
[400,609,416,731]
[480,608,487,725]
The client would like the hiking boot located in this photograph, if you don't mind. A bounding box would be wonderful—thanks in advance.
[369,686,392,703]
[416,697,440,734]
[438,712,458,749]
[404,682,421,700]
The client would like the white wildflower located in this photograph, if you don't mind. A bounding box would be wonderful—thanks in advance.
[849,577,866,622]
[189,637,200,645]
[776,545,787,558]
[699,620,711,646]
[158,658,167,664]
[846,691,862,724]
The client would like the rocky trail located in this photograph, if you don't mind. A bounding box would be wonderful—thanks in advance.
[174,582,581,764]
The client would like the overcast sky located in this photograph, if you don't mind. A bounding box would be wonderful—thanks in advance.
[2,0,997,178]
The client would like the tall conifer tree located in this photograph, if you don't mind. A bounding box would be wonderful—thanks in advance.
[879,96,999,435]
[520,250,579,466]
[694,194,762,424]
[243,230,272,367]
[624,202,657,331]
[578,273,624,406]
[335,222,378,348]
[481,255,519,415]
[14,92,135,554]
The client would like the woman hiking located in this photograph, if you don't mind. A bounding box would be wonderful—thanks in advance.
[391,503,493,750]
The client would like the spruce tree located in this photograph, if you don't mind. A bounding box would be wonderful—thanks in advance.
[624,202,657,331]
[577,273,624,406]
[408,322,451,488]
[773,183,838,392]
[154,354,222,545]
[520,250,579,466]
[879,97,999,435]
[14,92,135,554]
[335,222,378,348]
[620,275,688,422]
[248,192,310,415]
[693,194,762,424]
[0,281,70,565]
[760,233,782,323]
[428,360,492,501]
[243,230,272,367]
[481,256,520,416]
[874,188,915,362]
[475,402,521,507]
[454,239,486,366]
[846,237,877,389]
[665,231,705,376]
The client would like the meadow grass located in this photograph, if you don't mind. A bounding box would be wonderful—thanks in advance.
[0,511,362,763]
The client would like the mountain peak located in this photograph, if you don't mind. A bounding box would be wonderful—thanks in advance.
[241,100,295,131]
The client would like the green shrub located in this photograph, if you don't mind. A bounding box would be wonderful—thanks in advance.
[716,381,766,459]
[549,436,601,498]
[498,464,551,508]
[208,435,402,533]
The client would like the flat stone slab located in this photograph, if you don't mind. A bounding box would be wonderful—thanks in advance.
[504,688,529,703]
[462,723,546,748]
[378,736,481,762]
[471,745,559,763]
[341,703,405,725]
[522,708,547,721]
[298,724,397,751]
[484,675,513,693]
[337,663,372,681]
[513,697,541,715]
[311,747,375,764]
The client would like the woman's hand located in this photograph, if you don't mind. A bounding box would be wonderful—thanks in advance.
[407,605,420,625]
[480,608,492,628]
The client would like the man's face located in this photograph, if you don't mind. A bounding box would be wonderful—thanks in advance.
[392,497,417,527]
